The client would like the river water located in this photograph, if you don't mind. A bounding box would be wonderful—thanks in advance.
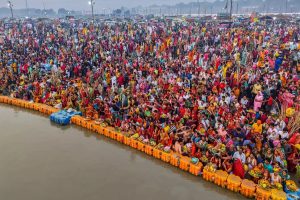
[0,104,246,200]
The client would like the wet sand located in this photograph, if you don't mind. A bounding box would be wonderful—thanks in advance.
[0,104,246,200]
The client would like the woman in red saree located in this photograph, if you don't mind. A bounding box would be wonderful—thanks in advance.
[233,159,245,179]
[233,149,246,179]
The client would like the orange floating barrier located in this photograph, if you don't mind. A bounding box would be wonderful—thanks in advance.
[7,98,12,105]
[103,128,110,137]
[96,126,105,135]
[214,170,228,188]
[17,100,23,107]
[227,174,242,193]
[33,104,40,111]
[130,139,138,149]
[38,105,47,114]
[109,131,117,140]
[11,99,18,106]
[153,148,161,159]
[86,121,95,131]
[42,106,50,114]
[145,145,153,155]
[51,108,58,115]
[0,96,4,103]
[19,100,26,108]
[71,116,81,125]
[3,97,9,104]
[2,97,6,103]
[203,167,215,182]
[123,136,131,146]
[160,151,171,163]
[116,133,124,143]
[137,141,145,152]
[179,156,190,171]
[240,179,256,198]
[2,97,7,103]
[270,189,286,200]
[256,187,271,200]
[23,101,29,108]
[28,103,34,110]
[44,106,53,114]
[170,153,180,167]
[71,116,77,124]
[80,120,89,128]
[92,124,100,134]
[189,162,203,176]
[76,118,82,126]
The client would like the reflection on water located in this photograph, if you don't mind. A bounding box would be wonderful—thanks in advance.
[0,104,246,200]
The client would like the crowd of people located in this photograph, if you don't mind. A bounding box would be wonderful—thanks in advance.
[0,17,299,190]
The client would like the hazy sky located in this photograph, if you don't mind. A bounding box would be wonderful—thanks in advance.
[1,0,216,10]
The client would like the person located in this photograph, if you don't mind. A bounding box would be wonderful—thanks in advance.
[174,139,182,155]
[264,159,274,173]
[252,120,263,135]
[287,147,300,173]
[247,153,257,171]
[233,147,246,179]
[270,169,282,186]
[254,91,264,112]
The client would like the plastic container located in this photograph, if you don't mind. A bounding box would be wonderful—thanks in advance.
[1,96,6,103]
[50,110,82,126]
[109,131,117,140]
[18,100,23,107]
[203,167,215,182]
[189,162,203,176]
[240,179,256,198]
[24,101,30,109]
[123,136,131,146]
[256,186,271,200]
[43,106,51,114]
[130,139,138,149]
[153,148,161,159]
[71,116,81,125]
[160,151,171,163]
[137,141,145,152]
[33,104,40,111]
[11,99,18,106]
[93,125,103,135]
[226,174,241,192]
[1,96,7,103]
[87,121,96,131]
[116,133,124,143]
[271,189,287,200]
[49,107,59,115]
[19,100,26,108]
[38,105,47,114]
[286,191,300,200]
[214,170,228,188]
[170,153,180,167]
[103,128,110,137]
[81,120,89,128]
[28,103,34,110]
[145,145,153,155]
[7,97,11,104]
[179,156,190,171]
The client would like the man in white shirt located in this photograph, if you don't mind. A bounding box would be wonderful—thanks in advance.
[240,96,249,108]
[233,148,246,164]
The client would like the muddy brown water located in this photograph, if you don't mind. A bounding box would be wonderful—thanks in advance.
[0,104,246,200]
